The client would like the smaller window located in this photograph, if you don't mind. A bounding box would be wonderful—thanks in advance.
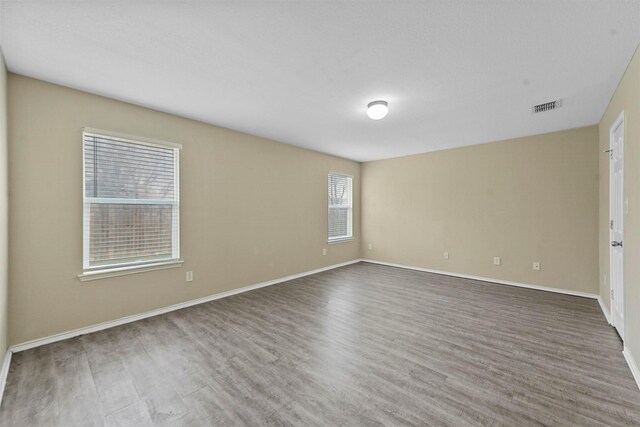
[328,173,353,242]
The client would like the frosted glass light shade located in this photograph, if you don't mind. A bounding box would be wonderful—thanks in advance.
[367,100,388,120]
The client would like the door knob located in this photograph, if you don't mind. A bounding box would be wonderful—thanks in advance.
[611,241,623,247]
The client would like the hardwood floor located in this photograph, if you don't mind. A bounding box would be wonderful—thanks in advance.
[1,262,639,426]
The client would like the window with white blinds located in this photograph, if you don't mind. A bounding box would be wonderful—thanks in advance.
[328,173,353,242]
[82,129,181,271]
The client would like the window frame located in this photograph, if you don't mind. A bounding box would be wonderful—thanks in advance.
[80,127,182,279]
[327,172,354,244]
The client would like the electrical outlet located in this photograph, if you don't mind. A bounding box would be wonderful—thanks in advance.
[533,262,541,271]
[493,257,501,266]
[186,271,193,282]
[444,252,449,259]
[368,243,372,250]
[322,248,327,256]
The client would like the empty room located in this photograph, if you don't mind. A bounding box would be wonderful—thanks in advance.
[0,0,639,425]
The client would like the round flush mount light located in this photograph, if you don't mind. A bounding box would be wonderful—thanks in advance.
[366,100,389,120]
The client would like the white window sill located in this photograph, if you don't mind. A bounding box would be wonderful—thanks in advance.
[77,260,184,282]
[328,237,354,245]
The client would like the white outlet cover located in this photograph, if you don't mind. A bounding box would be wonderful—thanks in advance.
[493,257,501,265]
[444,252,449,259]
[533,262,541,271]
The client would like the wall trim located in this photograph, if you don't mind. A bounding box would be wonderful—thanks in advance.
[10,259,363,353]
[623,346,640,392]
[598,296,612,324]
[0,350,12,406]
[361,259,599,299]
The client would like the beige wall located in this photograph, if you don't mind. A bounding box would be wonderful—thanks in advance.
[599,46,640,362]
[0,51,8,356]
[362,126,599,294]
[8,74,360,346]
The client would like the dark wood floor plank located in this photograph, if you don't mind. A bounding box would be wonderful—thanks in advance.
[0,345,60,426]
[105,400,153,427]
[49,339,105,426]
[81,332,140,414]
[101,323,189,425]
[1,262,639,426]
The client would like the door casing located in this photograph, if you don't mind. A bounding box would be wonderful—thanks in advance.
[609,111,625,340]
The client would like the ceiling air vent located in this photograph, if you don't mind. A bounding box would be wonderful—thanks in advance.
[532,99,562,114]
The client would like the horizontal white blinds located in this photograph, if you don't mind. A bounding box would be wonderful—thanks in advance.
[83,132,180,270]
[87,204,173,267]
[84,135,176,200]
[328,173,353,241]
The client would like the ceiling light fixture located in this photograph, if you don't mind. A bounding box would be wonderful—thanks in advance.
[367,100,389,120]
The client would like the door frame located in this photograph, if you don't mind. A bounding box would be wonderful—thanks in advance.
[609,110,625,340]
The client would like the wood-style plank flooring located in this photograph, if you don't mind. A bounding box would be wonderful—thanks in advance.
[1,262,639,426]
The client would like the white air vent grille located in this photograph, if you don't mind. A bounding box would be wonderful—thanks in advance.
[532,99,562,114]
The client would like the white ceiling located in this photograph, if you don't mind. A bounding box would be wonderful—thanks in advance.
[1,1,639,162]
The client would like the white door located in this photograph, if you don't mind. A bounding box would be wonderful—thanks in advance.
[610,113,624,340]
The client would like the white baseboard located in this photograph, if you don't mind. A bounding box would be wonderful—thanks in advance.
[623,346,640,392]
[10,259,363,353]
[598,296,612,324]
[361,259,599,299]
[0,350,11,407]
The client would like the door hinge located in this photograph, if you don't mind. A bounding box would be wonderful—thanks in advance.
[610,219,614,229]
[611,289,614,300]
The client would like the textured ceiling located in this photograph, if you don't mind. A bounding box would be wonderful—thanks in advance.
[1,1,639,161]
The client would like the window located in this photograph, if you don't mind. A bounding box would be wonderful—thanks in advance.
[328,173,353,242]
[82,128,181,272]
